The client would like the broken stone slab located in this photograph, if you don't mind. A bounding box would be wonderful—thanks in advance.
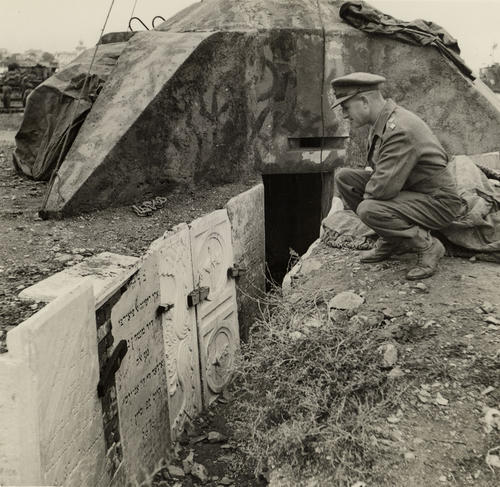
[328,291,364,311]
[18,252,140,309]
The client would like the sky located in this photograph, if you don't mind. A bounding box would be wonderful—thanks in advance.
[1,0,499,72]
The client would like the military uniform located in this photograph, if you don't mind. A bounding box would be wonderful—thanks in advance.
[335,98,464,241]
[331,72,465,279]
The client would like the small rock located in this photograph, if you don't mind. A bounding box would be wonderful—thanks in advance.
[435,392,449,406]
[439,475,447,482]
[167,465,185,477]
[481,386,495,396]
[387,415,400,424]
[289,331,305,341]
[484,315,500,325]
[482,406,500,433]
[411,282,428,292]
[191,462,208,483]
[388,366,404,379]
[300,258,322,275]
[328,308,344,322]
[303,317,323,330]
[486,452,500,469]
[54,253,73,264]
[219,477,234,486]
[182,451,194,474]
[481,301,495,313]
[351,311,384,327]
[379,343,398,368]
[404,452,416,461]
[417,388,431,403]
[328,291,364,311]
[207,431,227,444]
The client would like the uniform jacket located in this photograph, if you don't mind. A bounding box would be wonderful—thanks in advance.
[364,99,460,201]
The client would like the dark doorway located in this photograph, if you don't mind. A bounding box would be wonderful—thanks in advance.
[263,172,334,286]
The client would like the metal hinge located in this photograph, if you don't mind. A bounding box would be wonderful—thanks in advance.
[228,264,247,279]
[97,339,128,398]
[156,303,174,316]
[187,286,210,308]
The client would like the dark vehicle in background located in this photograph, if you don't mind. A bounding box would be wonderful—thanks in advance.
[1,62,57,110]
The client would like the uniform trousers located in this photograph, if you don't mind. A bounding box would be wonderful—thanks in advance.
[335,168,463,242]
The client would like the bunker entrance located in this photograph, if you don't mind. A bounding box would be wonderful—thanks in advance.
[264,172,335,286]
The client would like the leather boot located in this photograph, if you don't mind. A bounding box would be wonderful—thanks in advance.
[406,236,445,280]
[360,238,400,263]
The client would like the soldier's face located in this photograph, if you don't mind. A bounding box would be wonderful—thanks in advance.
[341,97,370,127]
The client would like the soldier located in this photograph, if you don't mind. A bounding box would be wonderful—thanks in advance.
[2,83,12,109]
[331,72,465,280]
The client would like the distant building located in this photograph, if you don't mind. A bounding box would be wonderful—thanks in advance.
[55,41,88,69]
[480,63,500,94]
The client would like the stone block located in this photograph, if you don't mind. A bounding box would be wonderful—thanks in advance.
[1,282,109,486]
[19,252,140,308]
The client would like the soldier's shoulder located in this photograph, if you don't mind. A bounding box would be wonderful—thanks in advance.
[386,105,430,136]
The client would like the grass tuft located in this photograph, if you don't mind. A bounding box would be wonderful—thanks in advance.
[230,286,400,485]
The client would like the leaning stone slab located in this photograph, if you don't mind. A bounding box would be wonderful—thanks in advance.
[19,252,140,308]
[0,282,109,487]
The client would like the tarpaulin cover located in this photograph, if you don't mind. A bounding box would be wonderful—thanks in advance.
[12,43,126,180]
[441,155,500,260]
[339,1,474,79]
[322,155,500,261]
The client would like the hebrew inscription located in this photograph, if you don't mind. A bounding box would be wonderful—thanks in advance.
[110,252,170,478]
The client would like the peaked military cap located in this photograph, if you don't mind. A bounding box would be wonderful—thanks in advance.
[331,72,386,109]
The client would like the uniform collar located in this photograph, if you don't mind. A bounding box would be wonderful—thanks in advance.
[370,98,397,139]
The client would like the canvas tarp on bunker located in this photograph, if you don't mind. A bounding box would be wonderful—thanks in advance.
[13,42,127,180]
[11,0,500,230]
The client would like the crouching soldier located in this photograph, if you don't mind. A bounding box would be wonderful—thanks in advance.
[331,72,465,280]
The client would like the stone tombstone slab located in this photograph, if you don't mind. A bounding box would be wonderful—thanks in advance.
[110,251,170,479]
[156,224,202,439]
[19,252,140,308]
[225,184,266,340]
[189,209,240,406]
[4,282,109,487]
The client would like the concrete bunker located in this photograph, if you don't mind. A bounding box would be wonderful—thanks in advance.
[4,0,500,484]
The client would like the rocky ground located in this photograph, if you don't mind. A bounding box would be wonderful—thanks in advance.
[268,242,500,486]
[0,113,256,352]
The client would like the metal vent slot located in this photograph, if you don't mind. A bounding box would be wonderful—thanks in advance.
[288,137,348,150]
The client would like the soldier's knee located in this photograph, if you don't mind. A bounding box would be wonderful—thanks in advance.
[334,167,353,186]
[357,199,382,224]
